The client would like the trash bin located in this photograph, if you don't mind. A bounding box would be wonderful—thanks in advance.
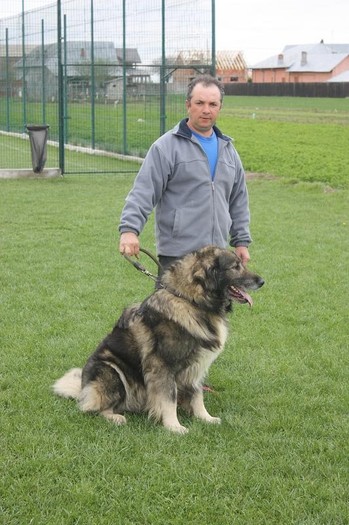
[26,124,50,173]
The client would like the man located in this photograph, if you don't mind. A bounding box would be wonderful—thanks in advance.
[119,75,251,271]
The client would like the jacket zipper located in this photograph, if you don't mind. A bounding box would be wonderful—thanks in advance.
[192,135,217,242]
[211,180,215,242]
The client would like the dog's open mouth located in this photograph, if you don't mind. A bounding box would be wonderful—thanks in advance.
[228,286,253,306]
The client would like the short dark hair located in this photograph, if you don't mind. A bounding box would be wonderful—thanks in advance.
[186,75,225,102]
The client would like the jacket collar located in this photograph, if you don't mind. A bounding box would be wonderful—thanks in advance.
[175,118,231,142]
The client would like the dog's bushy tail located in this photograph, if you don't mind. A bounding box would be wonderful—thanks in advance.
[52,368,82,399]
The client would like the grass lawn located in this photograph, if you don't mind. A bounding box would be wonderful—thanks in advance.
[2,96,349,187]
[1,172,348,524]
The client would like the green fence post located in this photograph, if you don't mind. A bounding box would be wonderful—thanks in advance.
[21,0,27,132]
[90,0,95,150]
[211,0,216,77]
[5,28,10,131]
[57,0,65,173]
[122,0,127,154]
[160,0,166,136]
[63,15,69,144]
[41,19,46,124]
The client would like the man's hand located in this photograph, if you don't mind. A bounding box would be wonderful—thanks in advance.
[235,246,250,266]
[119,232,140,257]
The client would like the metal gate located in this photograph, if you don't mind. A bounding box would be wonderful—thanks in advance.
[0,0,215,174]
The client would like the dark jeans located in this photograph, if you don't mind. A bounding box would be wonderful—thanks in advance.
[156,255,181,288]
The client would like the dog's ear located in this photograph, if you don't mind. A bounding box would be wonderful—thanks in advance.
[192,257,220,291]
[206,253,237,291]
[192,265,206,287]
[216,252,238,271]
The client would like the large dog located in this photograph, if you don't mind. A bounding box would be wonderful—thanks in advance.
[53,246,264,434]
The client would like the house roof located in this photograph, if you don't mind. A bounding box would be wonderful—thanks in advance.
[327,70,349,82]
[175,50,213,66]
[285,43,349,54]
[252,43,349,73]
[0,44,36,58]
[115,48,141,64]
[288,52,348,73]
[175,50,247,71]
[215,50,247,71]
[14,41,141,78]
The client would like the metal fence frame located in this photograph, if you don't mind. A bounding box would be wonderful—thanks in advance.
[0,0,215,174]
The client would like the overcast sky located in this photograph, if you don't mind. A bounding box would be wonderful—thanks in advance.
[1,0,349,65]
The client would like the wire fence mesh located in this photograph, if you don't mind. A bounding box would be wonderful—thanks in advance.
[0,0,214,173]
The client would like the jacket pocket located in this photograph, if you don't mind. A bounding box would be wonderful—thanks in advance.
[172,208,182,237]
[172,205,211,239]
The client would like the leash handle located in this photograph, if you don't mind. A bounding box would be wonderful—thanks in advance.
[122,247,162,282]
[138,247,162,270]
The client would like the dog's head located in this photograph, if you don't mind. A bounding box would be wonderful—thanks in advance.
[161,246,264,313]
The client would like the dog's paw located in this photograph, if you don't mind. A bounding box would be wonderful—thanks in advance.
[205,416,221,425]
[101,410,127,425]
[164,423,189,434]
[110,414,127,425]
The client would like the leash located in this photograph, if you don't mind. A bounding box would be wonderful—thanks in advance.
[122,247,162,284]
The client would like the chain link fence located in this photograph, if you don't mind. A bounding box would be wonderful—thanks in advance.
[0,0,214,173]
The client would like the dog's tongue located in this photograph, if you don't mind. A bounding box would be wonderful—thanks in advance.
[230,286,253,306]
[240,290,253,307]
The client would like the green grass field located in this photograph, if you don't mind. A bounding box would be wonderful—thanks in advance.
[1,165,348,523]
[2,95,349,186]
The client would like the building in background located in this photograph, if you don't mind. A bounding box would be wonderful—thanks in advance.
[11,42,144,102]
[171,49,248,91]
[252,43,349,83]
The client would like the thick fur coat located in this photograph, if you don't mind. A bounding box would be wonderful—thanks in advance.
[53,246,264,433]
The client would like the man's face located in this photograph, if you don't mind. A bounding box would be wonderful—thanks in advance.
[186,83,222,136]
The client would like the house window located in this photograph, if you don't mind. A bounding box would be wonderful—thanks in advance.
[230,76,238,82]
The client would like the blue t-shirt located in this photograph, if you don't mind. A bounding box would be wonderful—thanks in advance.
[191,130,218,179]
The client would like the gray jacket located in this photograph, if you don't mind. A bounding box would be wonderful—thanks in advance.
[119,119,251,257]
